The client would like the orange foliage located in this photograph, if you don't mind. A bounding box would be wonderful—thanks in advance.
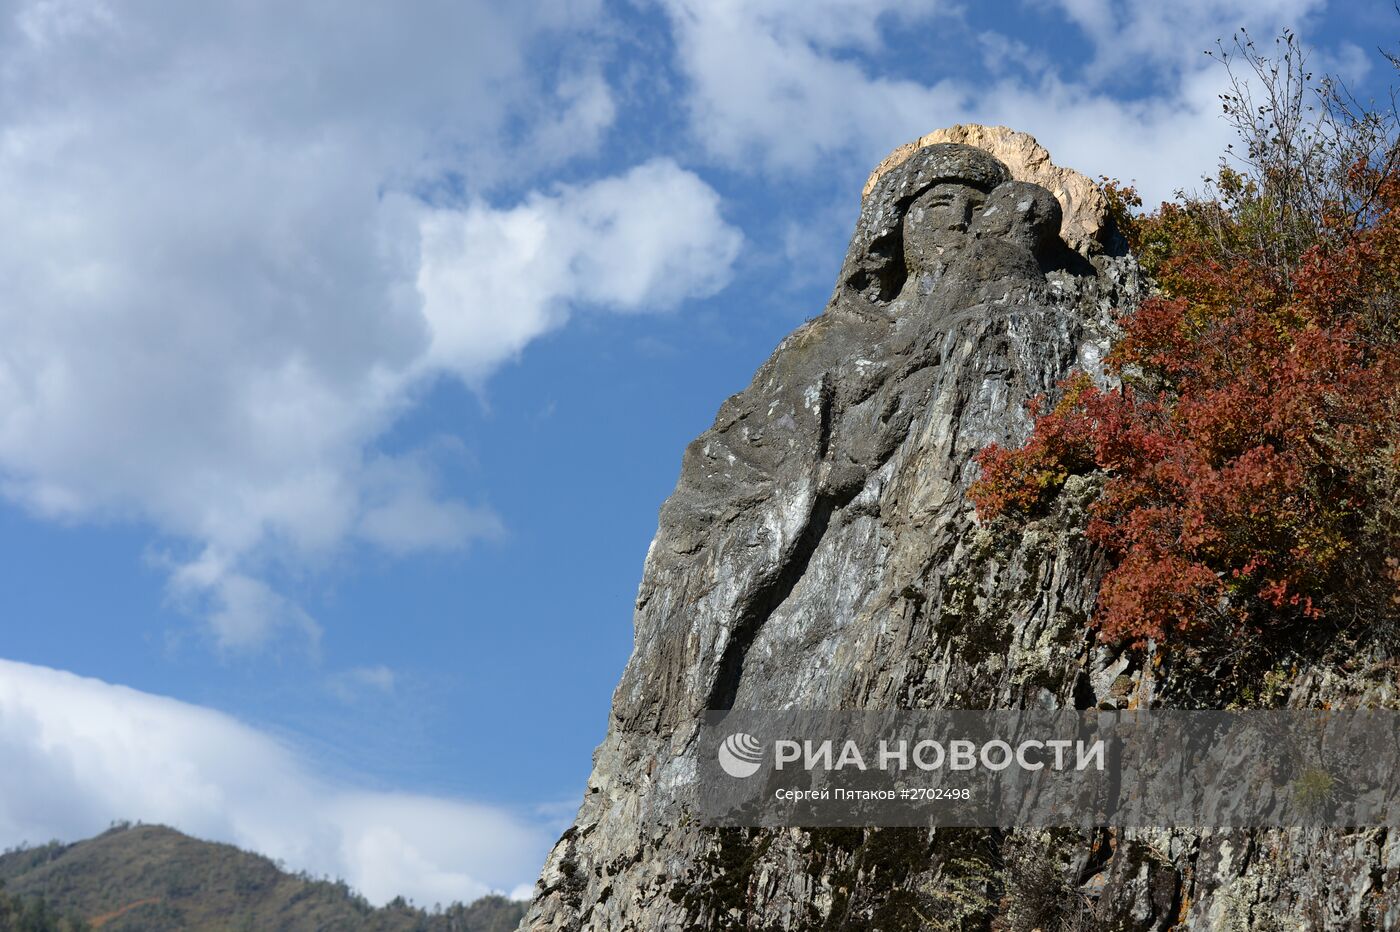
[971,164,1400,644]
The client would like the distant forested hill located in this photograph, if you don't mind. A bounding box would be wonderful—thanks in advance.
[0,824,524,932]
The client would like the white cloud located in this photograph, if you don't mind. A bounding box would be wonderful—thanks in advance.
[418,159,743,383]
[661,0,962,171]
[659,0,1333,204]
[167,553,324,653]
[356,455,506,557]
[526,70,620,168]
[1047,0,1324,77]
[0,1,741,647]
[0,658,550,906]
[328,665,398,703]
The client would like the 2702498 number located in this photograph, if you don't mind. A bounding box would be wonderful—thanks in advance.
[905,787,972,801]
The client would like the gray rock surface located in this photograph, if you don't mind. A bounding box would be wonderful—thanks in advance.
[863,125,1114,256]
[520,141,1400,930]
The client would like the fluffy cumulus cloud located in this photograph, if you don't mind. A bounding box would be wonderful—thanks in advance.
[1046,0,1323,76]
[0,1,741,647]
[418,159,741,384]
[0,659,551,905]
[661,0,962,171]
[660,0,1334,204]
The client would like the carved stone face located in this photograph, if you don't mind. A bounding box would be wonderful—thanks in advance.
[971,180,1062,254]
[901,182,987,270]
[840,144,1012,305]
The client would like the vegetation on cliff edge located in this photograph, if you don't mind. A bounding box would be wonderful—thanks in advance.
[971,31,1400,648]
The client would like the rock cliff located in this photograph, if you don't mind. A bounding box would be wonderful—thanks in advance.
[521,129,1400,931]
[863,126,1112,256]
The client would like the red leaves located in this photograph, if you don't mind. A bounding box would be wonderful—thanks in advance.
[968,374,1099,518]
[1095,550,1222,643]
[969,170,1400,646]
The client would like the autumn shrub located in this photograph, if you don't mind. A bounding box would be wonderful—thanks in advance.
[970,32,1400,646]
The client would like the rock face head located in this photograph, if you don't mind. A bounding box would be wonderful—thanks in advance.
[864,125,1113,255]
[520,131,1398,930]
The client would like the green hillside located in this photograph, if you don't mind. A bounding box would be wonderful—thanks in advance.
[0,825,524,932]
[0,883,87,932]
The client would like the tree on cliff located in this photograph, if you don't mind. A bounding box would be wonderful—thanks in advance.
[971,31,1400,653]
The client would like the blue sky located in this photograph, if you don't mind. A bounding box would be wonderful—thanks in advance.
[0,0,1391,908]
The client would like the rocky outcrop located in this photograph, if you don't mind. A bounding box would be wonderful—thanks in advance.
[864,125,1112,256]
[520,134,1400,930]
